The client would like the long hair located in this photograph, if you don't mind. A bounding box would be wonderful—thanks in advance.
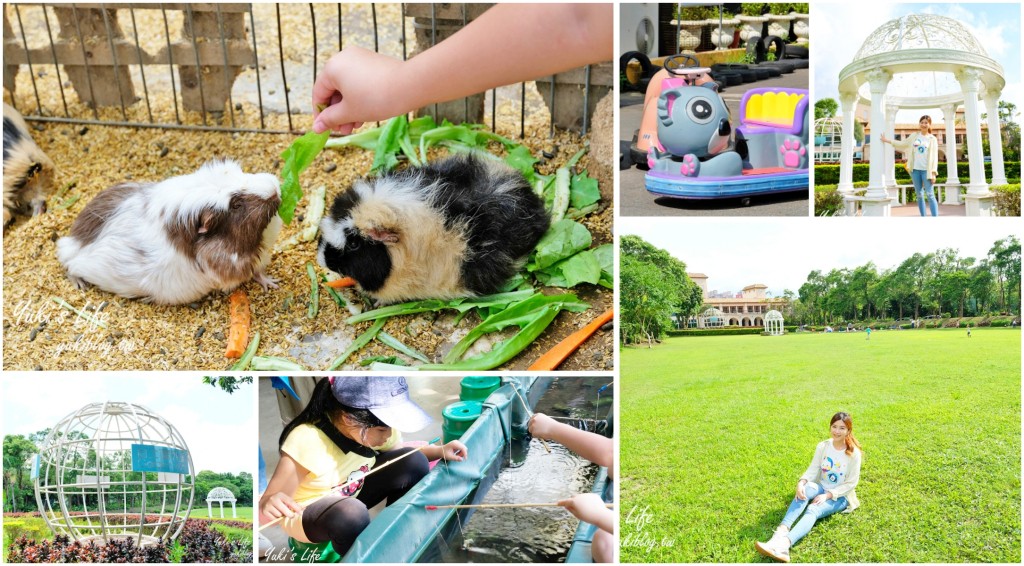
[279,378,386,448]
[919,115,932,134]
[831,412,861,456]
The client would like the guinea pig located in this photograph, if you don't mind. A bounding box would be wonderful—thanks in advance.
[317,154,550,304]
[56,160,282,305]
[4,102,56,231]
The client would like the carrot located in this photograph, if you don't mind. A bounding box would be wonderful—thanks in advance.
[225,289,251,358]
[527,308,613,371]
[325,276,358,289]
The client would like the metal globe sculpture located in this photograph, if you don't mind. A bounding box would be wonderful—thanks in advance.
[33,401,195,546]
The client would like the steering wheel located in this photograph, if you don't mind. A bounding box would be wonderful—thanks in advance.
[663,53,701,76]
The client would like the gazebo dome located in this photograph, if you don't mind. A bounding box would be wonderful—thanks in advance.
[853,15,988,61]
[207,487,236,501]
[814,117,844,162]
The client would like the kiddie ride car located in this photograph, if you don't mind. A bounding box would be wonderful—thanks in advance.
[643,55,810,201]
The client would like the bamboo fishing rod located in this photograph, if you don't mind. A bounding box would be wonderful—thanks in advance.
[426,501,615,510]
[511,384,551,453]
[259,436,443,532]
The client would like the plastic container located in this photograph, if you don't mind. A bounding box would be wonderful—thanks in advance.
[459,376,501,403]
[442,400,483,444]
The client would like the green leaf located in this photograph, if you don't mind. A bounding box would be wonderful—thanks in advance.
[371,115,408,173]
[359,355,410,367]
[594,244,614,289]
[529,219,592,271]
[505,145,539,178]
[569,171,600,209]
[536,249,602,288]
[278,131,330,224]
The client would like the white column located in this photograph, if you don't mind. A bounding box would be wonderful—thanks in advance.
[940,103,961,186]
[865,69,891,199]
[837,92,859,194]
[884,102,898,190]
[983,90,1008,185]
[958,68,989,195]
[207,501,212,516]
[232,501,237,518]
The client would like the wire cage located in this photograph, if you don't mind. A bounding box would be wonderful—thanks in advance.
[33,401,196,546]
[3,3,610,137]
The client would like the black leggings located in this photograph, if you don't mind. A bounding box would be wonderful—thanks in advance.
[301,447,428,556]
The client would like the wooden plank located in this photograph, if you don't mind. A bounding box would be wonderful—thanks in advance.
[21,3,252,13]
[4,42,255,67]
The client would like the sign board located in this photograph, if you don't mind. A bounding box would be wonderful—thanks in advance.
[131,444,189,475]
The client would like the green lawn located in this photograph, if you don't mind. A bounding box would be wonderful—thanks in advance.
[188,506,253,521]
[621,328,1021,563]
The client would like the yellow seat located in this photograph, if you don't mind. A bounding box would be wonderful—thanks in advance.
[743,91,806,128]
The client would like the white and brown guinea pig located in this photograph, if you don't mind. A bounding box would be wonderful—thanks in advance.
[317,154,550,303]
[3,102,56,231]
[56,160,282,305]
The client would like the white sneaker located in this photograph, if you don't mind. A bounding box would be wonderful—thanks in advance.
[754,528,791,563]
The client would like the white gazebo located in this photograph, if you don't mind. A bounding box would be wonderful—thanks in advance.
[206,486,237,518]
[764,310,785,336]
[836,14,1006,216]
[698,307,726,329]
[814,117,845,163]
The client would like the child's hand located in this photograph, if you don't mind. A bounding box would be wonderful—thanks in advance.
[558,493,609,524]
[442,440,468,461]
[311,46,410,135]
[261,492,301,520]
[528,413,558,440]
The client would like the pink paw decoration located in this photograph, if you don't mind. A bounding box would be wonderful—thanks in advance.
[780,139,806,168]
[680,154,699,176]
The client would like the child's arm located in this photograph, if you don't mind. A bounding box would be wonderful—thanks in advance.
[312,3,612,134]
[421,439,468,462]
[558,493,614,534]
[530,413,613,470]
[259,452,307,520]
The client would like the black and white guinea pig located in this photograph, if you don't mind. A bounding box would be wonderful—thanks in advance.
[317,154,550,303]
[4,102,56,231]
[56,160,282,305]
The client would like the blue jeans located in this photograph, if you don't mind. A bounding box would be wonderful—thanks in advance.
[910,169,938,216]
[780,482,848,545]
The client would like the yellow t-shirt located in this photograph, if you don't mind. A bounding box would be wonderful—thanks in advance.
[278,423,400,541]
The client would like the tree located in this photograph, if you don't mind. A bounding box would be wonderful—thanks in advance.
[854,120,865,146]
[620,235,703,317]
[3,435,38,512]
[815,98,838,120]
[620,255,677,346]
[989,236,1021,314]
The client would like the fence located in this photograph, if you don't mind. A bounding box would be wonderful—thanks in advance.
[3,3,611,137]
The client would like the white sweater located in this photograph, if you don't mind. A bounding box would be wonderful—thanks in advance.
[800,439,862,511]
[891,132,939,178]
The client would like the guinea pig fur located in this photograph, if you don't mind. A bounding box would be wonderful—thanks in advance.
[3,102,56,231]
[317,154,550,304]
[56,160,282,305]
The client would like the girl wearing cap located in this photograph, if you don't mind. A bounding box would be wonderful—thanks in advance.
[260,376,467,557]
[755,412,863,562]
[880,116,940,217]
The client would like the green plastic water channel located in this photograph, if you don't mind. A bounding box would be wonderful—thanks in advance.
[342,376,551,563]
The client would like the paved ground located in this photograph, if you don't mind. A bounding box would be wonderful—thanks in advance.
[620,67,811,217]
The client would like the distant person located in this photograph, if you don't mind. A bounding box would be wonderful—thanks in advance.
[967,324,972,338]
[880,115,939,217]
[865,326,871,340]
[755,412,863,562]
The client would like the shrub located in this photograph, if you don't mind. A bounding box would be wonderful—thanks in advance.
[815,162,1020,185]
[667,327,765,337]
[992,184,1021,217]
[177,519,252,563]
[814,185,844,216]
[990,320,1010,327]
[5,534,168,563]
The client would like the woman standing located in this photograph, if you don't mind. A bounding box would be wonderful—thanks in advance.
[755,412,863,562]
[881,115,940,216]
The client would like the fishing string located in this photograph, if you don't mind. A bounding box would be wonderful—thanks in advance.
[439,410,468,552]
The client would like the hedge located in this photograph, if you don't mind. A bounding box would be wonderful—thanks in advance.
[815,162,1021,185]
[992,184,1021,217]
[667,327,767,337]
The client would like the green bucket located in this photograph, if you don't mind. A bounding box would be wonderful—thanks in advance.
[459,376,501,403]
[288,538,343,563]
[442,400,483,444]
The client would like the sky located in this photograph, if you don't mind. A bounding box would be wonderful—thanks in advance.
[814,2,1021,124]
[3,375,253,475]
[620,218,1021,297]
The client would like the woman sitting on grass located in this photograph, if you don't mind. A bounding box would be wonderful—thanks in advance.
[755,412,862,562]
